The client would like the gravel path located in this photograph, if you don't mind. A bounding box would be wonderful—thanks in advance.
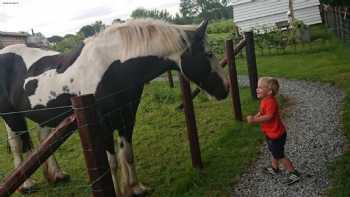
[233,76,347,197]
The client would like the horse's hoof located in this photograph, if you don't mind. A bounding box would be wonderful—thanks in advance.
[131,184,152,197]
[17,185,39,194]
[54,172,70,183]
[45,171,70,184]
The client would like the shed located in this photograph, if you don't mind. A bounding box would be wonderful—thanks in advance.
[0,31,28,49]
[232,0,322,32]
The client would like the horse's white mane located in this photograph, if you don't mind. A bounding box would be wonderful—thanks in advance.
[84,18,197,62]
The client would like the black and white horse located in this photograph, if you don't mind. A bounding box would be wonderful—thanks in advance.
[0,18,229,196]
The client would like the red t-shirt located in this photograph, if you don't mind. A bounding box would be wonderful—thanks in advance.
[259,96,285,139]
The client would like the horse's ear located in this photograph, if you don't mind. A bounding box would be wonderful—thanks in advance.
[195,19,209,41]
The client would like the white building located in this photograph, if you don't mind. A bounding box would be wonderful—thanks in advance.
[232,0,322,32]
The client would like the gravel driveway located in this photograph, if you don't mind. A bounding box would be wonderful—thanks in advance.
[233,76,347,197]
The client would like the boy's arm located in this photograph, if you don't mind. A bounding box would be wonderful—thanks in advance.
[246,113,273,124]
[251,114,273,123]
[254,112,261,118]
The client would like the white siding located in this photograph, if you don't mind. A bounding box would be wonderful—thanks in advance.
[237,12,289,31]
[295,6,322,25]
[232,0,253,6]
[294,0,320,9]
[233,0,322,32]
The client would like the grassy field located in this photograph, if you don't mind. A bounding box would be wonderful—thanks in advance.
[0,83,262,196]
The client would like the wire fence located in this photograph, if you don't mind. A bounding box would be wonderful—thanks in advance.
[321,4,350,46]
[0,83,145,196]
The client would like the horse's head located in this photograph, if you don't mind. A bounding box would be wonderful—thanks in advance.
[180,20,229,100]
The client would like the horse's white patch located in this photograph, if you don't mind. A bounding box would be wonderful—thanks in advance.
[23,19,196,108]
[166,52,183,72]
[23,40,118,107]
[0,44,59,69]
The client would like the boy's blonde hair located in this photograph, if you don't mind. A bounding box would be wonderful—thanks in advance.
[259,77,280,96]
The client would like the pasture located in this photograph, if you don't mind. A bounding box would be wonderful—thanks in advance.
[0,83,262,196]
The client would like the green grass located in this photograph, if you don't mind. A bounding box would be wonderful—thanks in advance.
[235,30,350,196]
[0,82,262,196]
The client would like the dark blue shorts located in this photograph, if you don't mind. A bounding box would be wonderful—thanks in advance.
[266,132,286,159]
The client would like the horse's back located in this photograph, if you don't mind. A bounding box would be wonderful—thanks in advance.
[0,44,59,70]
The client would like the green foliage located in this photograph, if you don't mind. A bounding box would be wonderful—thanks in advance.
[320,0,350,6]
[309,25,333,41]
[179,0,233,22]
[47,35,63,43]
[207,33,233,55]
[131,8,174,21]
[207,19,235,34]
[49,20,105,53]
[78,21,106,38]
[50,34,84,53]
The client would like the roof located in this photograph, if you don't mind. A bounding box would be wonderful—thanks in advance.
[0,31,29,37]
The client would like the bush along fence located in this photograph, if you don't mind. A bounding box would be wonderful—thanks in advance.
[321,4,350,46]
[207,20,336,58]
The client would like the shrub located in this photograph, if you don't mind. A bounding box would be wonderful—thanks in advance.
[207,20,236,34]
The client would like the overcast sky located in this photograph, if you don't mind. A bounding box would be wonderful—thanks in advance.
[0,0,180,37]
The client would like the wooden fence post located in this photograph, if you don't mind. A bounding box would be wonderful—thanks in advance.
[71,95,116,197]
[245,31,258,100]
[167,71,174,88]
[225,39,242,121]
[179,73,203,169]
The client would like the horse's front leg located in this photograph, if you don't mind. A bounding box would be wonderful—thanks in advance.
[118,137,149,196]
[38,126,70,183]
[5,123,35,193]
[103,131,122,196]
[106,150,122,196]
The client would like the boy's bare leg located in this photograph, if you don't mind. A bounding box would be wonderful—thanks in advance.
[280,158,295,172]
[271,158,279,169]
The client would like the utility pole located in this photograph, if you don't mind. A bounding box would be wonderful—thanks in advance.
[288,0,295,25]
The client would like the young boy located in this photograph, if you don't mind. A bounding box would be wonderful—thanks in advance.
[246,77,300,185]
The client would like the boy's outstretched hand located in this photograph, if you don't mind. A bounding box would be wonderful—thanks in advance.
[246,115,254,124]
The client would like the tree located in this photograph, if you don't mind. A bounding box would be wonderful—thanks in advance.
[112,18,125,24]
[50,34,84,53]
[131,8,174,21]
[91,21,105,33]
[78,25,95,38]
[179,0,233,21]
[180,0,198,18]
[47,35,63,43]
[320,0,350,6]
[78,21,106,38]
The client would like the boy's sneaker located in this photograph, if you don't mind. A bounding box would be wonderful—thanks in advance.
[263,166,280,175]
[285,171,301,185]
